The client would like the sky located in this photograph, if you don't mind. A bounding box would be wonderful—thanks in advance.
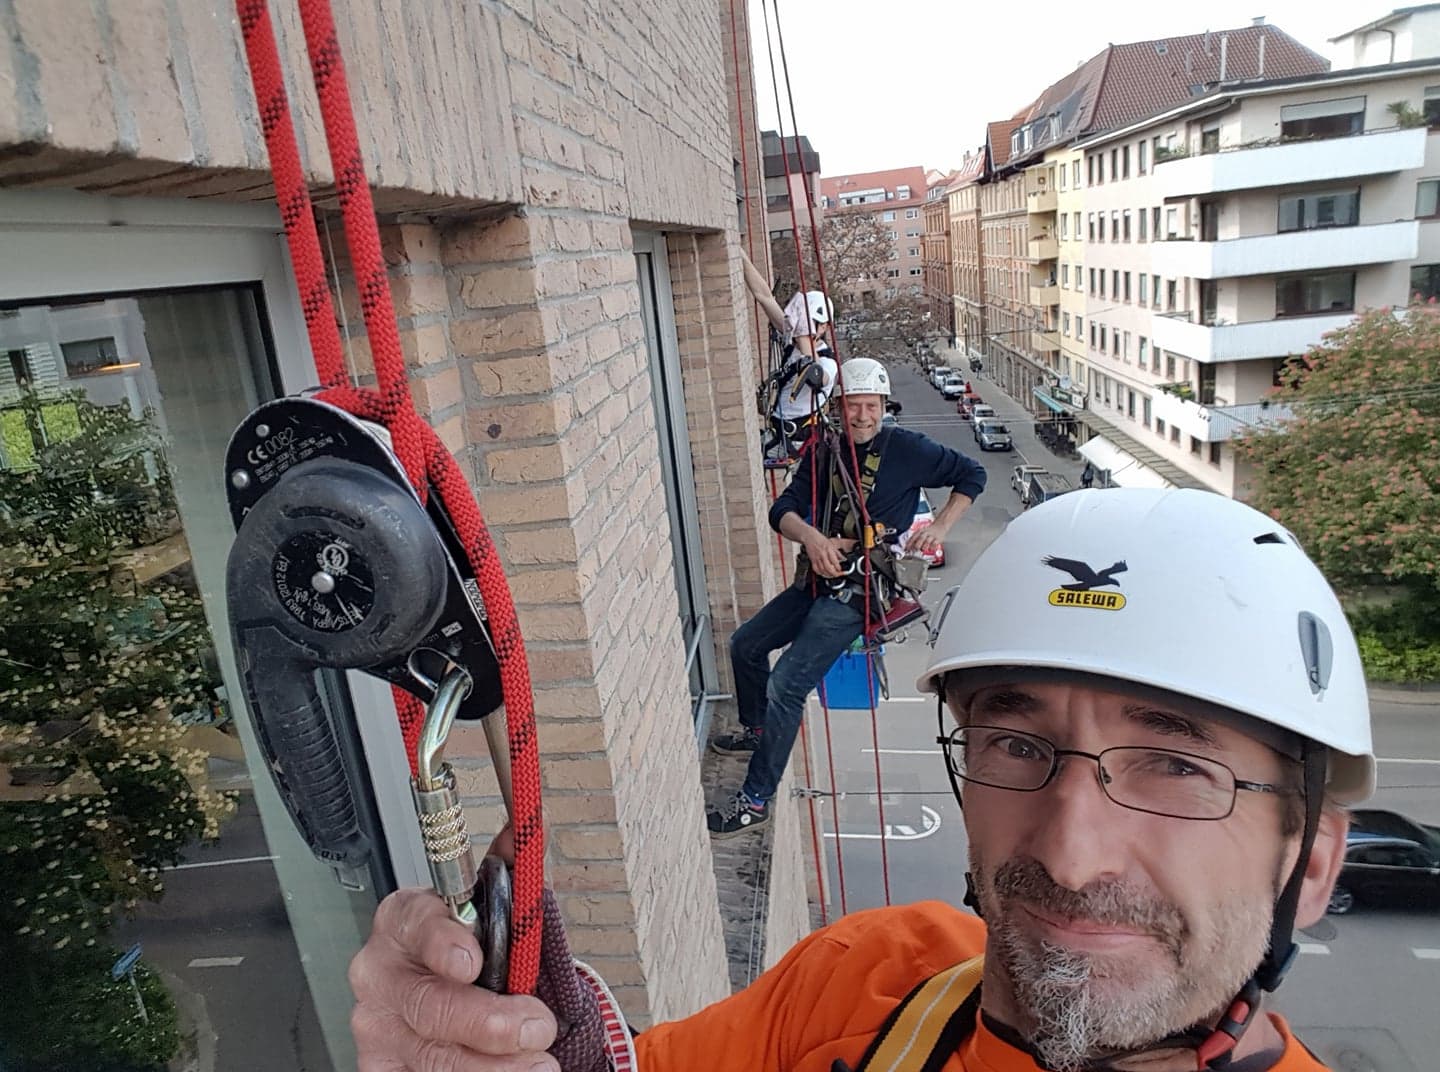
[749,0,1392,177]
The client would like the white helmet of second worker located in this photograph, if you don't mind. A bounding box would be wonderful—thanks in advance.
[917,488,1375,803]
[784,289,834,335]
[838,357,890,398]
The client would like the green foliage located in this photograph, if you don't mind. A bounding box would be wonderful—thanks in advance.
[1233,306,1440,596]
[1350,593,1440,683]
[0,940,181,1071]
[0,387,232,1068]
[1387,100,1426,129]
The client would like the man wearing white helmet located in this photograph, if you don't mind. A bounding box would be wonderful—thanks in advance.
[347,489,1367,1072]
[707,354,986,838]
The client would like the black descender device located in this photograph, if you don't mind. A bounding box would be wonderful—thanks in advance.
[222,395,513,988]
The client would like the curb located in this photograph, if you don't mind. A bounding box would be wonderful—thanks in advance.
[1367,684,1440,706]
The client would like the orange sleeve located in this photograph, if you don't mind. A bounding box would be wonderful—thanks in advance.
[634,903,986,1072]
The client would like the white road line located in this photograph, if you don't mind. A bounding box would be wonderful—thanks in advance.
[1413,948,1440,960]
[881,697,927,704]
[823,805,943,841]
[188,956,245,968]
[1296,943,1330,955]
[167,854,277,871]
[862,748,937,755]
[1375,757,1440,766]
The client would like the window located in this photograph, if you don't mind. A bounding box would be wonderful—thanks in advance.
[905,207,920,219]
[1128,390,1136,418]
[1166,278,1178,311]
[888,229,898,239]
[1138,336,1149,368]
[1171,426,1181,444]
[1208,442,1221,466]
[1061,215,1069,240]
[1166,352,1177,379]
[1123,272,1132,302]
[1122,211,1132,242]
[1075,315,1084,338]
[1410,263,1440,301]
[1280,96,1365,139]
[1110,210,1119,240]
[1110,149,1118,180]
[1098,271,1106,298]
[1278,188,1359,231]
[1165,206,1179,238]
[1073,211,1082,237]
[1156,417,1167,437]
[1201,127,1220,153]
[1425,86,1440,127]
[58,336,123,376]
[1088,156,1096,185]
[1276,271,1356,316]
[907,246,920,256]
[1152,206,1161,240]
[881,210,896,222]
[886,268,901,278]
[1122,330,1131,361]
[1090,322,1098,347]
[1061,263,1070,287]
[1089,213,1097,241]
[1063,311,1071,333]
[1138,140,1148,174]
[1139,208,1148,241]
[1059,165,1068,191]
[1099,325,1108,350]
[1112,269,1119,297]
[1152,274,1162,307]
[906,229,921,237]
[1417,179,1440,218]
[1073,160,1081,187]
[1112,331,1119,357]
[1143,395,1152,427]
[1089,267,1097,292]
[908,267,922,276]
[1122,145,1131,179]
[1138,272,1148,306]
[1190,435,1202,456]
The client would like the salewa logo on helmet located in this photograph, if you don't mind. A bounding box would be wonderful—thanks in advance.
[1043,555,1128,610]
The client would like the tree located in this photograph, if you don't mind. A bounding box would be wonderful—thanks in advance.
[770,212,933,364]
[0,386,235,1067]
[1233,305,1440,679]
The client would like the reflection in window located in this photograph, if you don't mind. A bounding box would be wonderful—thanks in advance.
[1279,97,1365,140]
[1277,189,1359,232]
[1275,271,1357,317]
[0,289,360,1072]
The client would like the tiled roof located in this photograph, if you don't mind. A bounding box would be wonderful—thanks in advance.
[1089,25,1329,132]
[987,120,1022,168]
[944,147,988,192]
[820,165,929,204]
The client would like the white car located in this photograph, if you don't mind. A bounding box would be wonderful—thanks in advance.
[1011,464,1047,502]
[930,367,952,389]
[940,377,965,399]
[900,489,944,567]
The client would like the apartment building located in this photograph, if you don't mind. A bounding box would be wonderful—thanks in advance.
[948,149,990,362]
[0,2,808,1068]
[923,170,958,339]
[820,166,930,300]
[979,120,1034,400]
[1054,146,1087,396]
[763,130,824,238]
[1330,3,1440,68]
[1074,58,1440,495]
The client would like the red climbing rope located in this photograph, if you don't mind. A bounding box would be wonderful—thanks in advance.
[236,0,543,994]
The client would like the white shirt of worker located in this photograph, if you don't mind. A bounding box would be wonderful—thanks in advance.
[776,291,836,421]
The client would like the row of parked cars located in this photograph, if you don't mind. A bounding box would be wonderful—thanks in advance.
[928,366,1014,453]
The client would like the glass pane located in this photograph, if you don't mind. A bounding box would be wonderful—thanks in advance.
[0,288,371,1072]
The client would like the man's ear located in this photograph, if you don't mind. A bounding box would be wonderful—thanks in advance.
[1293,807,1348,929]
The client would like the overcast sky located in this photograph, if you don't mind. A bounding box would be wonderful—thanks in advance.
[749,0,1387,176]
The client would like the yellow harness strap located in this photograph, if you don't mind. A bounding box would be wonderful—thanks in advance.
[850,955,985,1072]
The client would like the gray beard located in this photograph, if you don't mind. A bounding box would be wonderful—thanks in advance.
[979,857,1274,1071]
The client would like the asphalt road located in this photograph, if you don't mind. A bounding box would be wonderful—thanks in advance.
[801,356,1440,1071]
[112,795,336,1072]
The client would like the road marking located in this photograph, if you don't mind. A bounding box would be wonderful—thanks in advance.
[823,805,942,841]
[863,748,937,755]
[1375,757,1440,766]
[1296,943,1330,955]
[167,854,277,871]
[1413,948,1440,960]
[188,956,245,968]
[880,697,926,704]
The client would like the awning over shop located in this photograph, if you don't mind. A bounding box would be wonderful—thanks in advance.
[1032,387,1067,414]
[1078,435,1172,490]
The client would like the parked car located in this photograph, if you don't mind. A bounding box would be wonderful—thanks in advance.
[975,419,1013,451]
[1350,808,1440,848]
[1329,830,1440,915]
[940,377,966,400]
[899,488,944,567]
[1024,471,1075,508]
[969,403,996,422]
[930,366,952,389]
[1011,464,1048,501]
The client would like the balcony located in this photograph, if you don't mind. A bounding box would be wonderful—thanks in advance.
[1027,186,1057,214]
[1027,234,1058,262]
[1150,220,1418,280]
[1150,387,1295,443]
[1155,127,1427,198]
[1031,329,1061,355]
[1029,282,1060,306]
[1150,311,1354,363]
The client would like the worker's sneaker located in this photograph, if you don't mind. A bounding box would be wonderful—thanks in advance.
[710,726,763,756]
[707,791,769,839]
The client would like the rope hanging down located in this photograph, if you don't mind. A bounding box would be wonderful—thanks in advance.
[235,0,544,994]
[757,0,895,911]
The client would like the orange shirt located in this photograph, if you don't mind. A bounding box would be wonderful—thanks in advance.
[635,901,1328,1072]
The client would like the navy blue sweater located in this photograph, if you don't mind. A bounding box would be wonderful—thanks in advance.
[768,427,987,539]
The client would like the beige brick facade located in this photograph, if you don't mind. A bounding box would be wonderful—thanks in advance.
[0,0,813,1035]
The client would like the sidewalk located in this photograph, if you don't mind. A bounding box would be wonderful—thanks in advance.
[1368,683,1440,707]
[962,359,1086,485]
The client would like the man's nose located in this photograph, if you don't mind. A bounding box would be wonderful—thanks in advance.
[1024,755,1128,892]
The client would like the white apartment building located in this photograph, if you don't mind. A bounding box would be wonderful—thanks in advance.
[1071,58,1440,495]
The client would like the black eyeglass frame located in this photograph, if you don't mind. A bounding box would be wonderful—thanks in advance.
[934,723,1295,822]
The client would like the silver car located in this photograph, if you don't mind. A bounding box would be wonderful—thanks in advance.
[975,419,1013,452]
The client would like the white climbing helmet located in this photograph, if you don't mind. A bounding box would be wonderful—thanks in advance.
[838,357,891,398]
[917,488,1374,803]
[785,289,834,334]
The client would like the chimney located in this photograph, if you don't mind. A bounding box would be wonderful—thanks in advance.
[1252,15,1266,26]
[1257,33,1266,79]
[1204,30,1212,56]
[1219,35,1229,81]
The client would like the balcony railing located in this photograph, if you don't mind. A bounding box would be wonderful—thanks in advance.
[1150,220,1418,280]
[1151,310,1355,363]
[1027,234,1058,261]
[1026,187,1057,214]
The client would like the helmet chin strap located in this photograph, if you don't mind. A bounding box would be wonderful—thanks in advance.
[955,735,1330,1071]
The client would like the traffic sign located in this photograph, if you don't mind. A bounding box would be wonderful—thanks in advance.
[111,943,142,980]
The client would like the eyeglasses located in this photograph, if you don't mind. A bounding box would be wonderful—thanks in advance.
[935,725,1293,821]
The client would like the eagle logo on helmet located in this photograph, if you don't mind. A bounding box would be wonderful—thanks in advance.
[1043,555,1128,610]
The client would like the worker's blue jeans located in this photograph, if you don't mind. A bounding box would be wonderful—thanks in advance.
[731,585,865,803]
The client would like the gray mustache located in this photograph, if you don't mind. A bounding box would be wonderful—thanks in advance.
[992,856,1189,951]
